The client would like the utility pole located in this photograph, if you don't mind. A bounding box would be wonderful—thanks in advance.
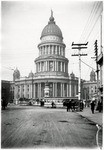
[94,40,99,102]
[32,74,34,100]
[71,42,88,101]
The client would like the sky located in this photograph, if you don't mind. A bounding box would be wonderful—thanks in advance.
[1,0,103,81]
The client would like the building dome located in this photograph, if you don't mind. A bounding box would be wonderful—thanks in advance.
[28,71,34,78]
[90,70,96,81]
[41,11,63,39]
[70,72,75,78]
[13,68,20,81]
[90,70,95,75]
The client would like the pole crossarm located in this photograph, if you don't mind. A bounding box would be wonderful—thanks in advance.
[72,47,87,49]
[72,42,88,46]
[72,54,87,56]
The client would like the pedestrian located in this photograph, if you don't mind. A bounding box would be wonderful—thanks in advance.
[2,98,6,110]
[80,100,84,111]
[71,100,75,112]
[66,100,71,112]
[98,100,102,112]
[91,100,95,114]
[51,101,54,108]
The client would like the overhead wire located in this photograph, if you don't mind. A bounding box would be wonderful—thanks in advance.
[79,1,97,42]
[84,2,103,43]
[81,59,96,70]
[78,2,102,81]
[79,1,102,43]
[79,1,99,42]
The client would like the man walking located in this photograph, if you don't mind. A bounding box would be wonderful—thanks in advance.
[91,100,95,114]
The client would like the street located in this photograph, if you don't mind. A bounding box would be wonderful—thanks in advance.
[1,106,98,148]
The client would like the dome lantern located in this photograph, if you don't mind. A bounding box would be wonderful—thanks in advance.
[28,71,34,78]
[13,68,20,81]
[49,10,55,24]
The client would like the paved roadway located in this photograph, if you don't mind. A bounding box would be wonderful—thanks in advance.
[1,106,98,149]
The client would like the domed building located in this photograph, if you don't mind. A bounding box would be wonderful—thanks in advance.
[13,68,20,81]
[11,12,84,106]
[83,70,97,102]
[90,70,96,82]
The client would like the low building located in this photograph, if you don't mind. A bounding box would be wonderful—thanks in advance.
[1,80,13,105]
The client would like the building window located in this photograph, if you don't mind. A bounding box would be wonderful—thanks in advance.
[95,86,96,93]
[49,61,53,71]
[41,62,44,72]
[58,61,61,72]
[39,63,40,71]
[50,45,52,54]
[57,46,59,55]
[62,62,64,72]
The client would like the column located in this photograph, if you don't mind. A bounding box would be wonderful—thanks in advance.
[53,83,55,97]
[57,61,58,71]
[60,47,62,56]
[63,83,65,97]
[45,45,47,54]
[61,47,63,56]
[36,63,37,73]
[14,85,18,104]
[37,63,38,72]
[53,61,55,71]
[63,48,65,56]
[38,83,40,98]
[52,45,54,54]
[44,46,45,55]
[45,46,47,55]
[48,45,50,54]
[47,61,48,71]
[29,84,31,98]
[61,62,62,72]
[55,45,57,54]
[67,83,69,97]
[31,84,33,99]
[44,46,45,54]
[75,84,77,97]
[34,84,36,98]
[38,63,39,72]
[20,85,22,98]
[59,46,61,55]
[70,82,71,97]
[40,83,41,98]
[55,83,57,97]
[61,83,63,97]
[40,62,41,72]
[44,61,46,71]
[40,47,41,56]
[64,63,65,72]
[55,61,56,71]
[42,46,44,55]
[24,84,27,98]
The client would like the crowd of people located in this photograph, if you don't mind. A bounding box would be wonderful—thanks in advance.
[90,99,103,114]
[66,98,103,113]
[66,100,84,112]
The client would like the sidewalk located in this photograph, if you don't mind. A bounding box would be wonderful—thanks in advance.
[77,107,103,127]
